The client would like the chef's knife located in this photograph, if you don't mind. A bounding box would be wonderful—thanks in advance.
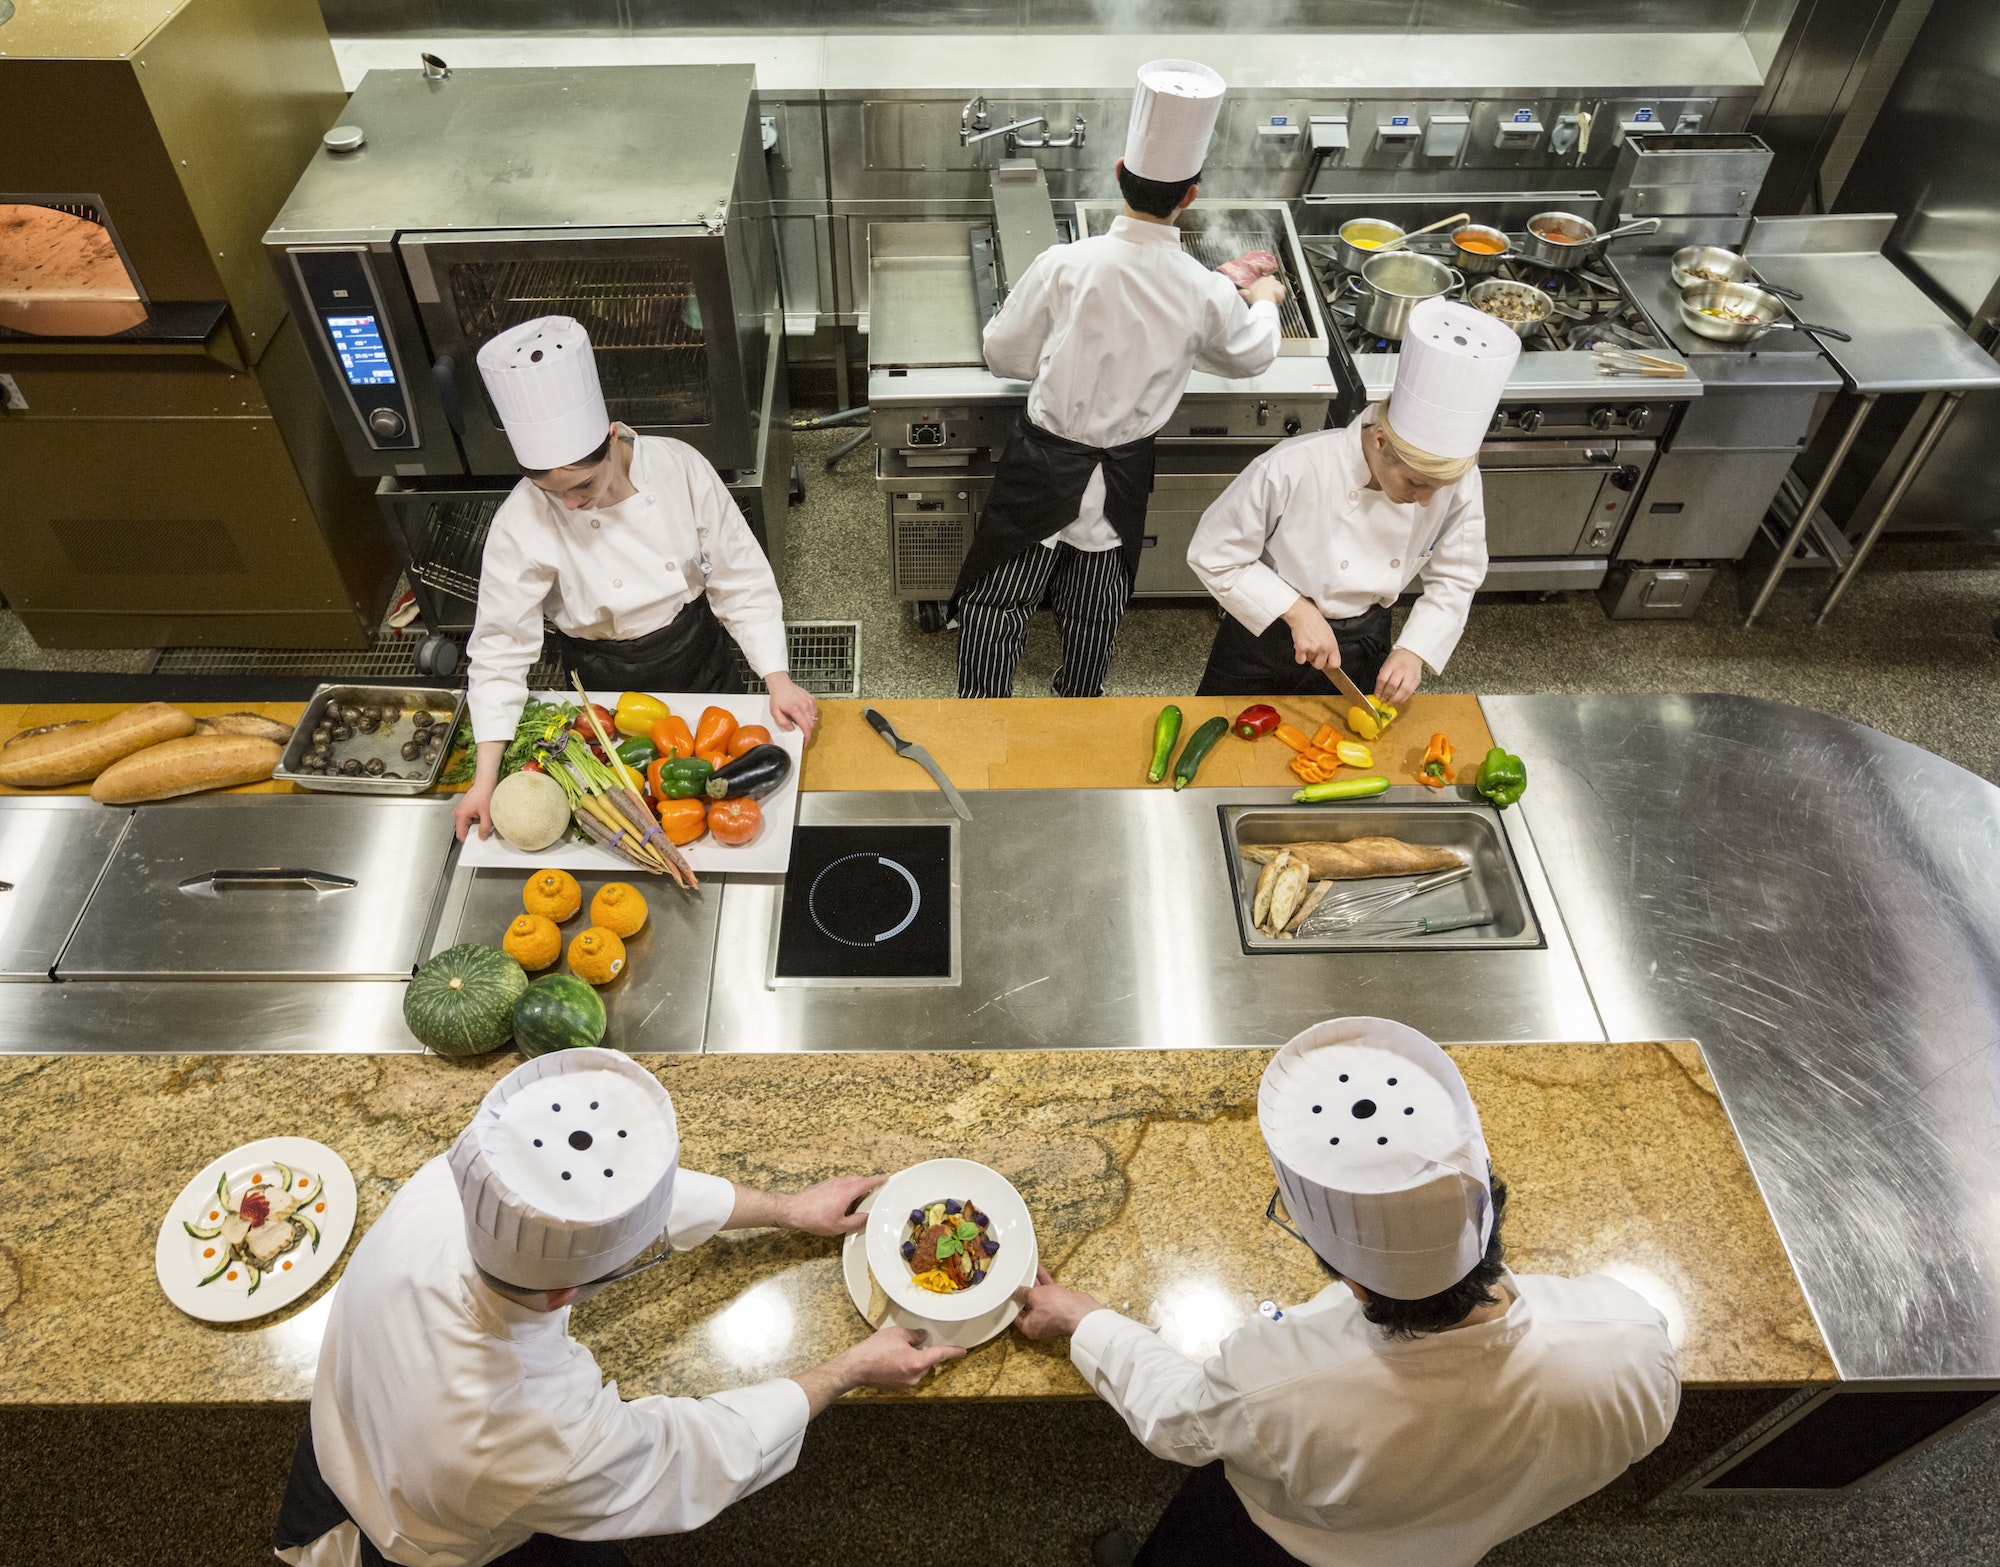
[1321,661,1374,713]
[862,707,973,821]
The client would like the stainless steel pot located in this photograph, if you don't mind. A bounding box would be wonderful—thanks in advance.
[1465,278,1553,336]
[1333,217,1405,274]
[1449,224,1511,277]
[1668,245,1803,300]
[1676,281,1852,345]
[1347,251,1463,340]
[1521,211,1661,269]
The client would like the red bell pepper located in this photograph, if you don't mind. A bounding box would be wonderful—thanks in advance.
[1233,704,1281,741]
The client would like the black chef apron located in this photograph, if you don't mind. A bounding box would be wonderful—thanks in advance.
[275,1427,630,1567]
[1134,1461,1310,1566]
[1196,603,1393,699]
[947,417,1157,620]
[552,592,746,697]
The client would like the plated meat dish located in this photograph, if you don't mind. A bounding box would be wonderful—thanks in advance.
[901,1197,1001,1293]
[183,1160,323,1295]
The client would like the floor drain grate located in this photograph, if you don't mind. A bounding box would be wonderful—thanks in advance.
[733,621,860,699]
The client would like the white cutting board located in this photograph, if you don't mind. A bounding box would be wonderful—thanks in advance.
[457,690,803,876]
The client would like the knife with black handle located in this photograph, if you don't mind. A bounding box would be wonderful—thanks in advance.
[863,707,973,821]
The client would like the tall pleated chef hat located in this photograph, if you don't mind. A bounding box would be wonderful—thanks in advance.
[1123,59,1226,183]
[449,1047,679,1291]
[1386,296,1522,461]
[1259,1017,1494,1300]
[475,314,610,472]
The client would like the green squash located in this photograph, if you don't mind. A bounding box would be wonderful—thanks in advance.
[513,973,608,1058]
[405,943,528,1057]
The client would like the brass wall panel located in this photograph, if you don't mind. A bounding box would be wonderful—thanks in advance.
[0,357,273,418]
[134,0,352,360]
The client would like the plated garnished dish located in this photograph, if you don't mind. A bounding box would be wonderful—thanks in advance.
[182,1159,324,1295]
[901,1196,1002,1293]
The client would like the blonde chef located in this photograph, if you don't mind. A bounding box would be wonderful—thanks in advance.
[951,59,1285,700]
[1013,1018,1680,1567]
[273,1048,959,1567]
[454,316,815,842]
[1188,295,1518,703]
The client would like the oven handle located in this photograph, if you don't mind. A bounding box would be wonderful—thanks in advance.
[1478,462,1620,475]
[432,354,467,442]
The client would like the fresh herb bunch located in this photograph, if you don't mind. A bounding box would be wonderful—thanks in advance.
[499,700,578,779]
[436,716,478,786]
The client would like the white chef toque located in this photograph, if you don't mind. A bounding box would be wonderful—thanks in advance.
[1123,59,1226,183]
[1259,1017,1494,1300]
[1386,296,1521,461]
[449,1047,680,1292]
[475,314,611,472]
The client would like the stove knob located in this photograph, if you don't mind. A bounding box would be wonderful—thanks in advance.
[368,407,407,439]
[1625,404,1652,433]
[1491,409,1511,432]
[1517,407,1544,435]
[1589,406,1617,432]
[1283,415,1302,436]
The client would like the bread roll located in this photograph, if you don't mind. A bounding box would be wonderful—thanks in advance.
[89,736,282,804]
[0,702,195,787]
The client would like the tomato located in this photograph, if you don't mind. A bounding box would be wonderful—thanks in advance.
[649,714,696,761]
[693,705,736,757]
[707,796,762,847]
[726,724,772,760]
[656,796,708,846]
[573,704,617,742]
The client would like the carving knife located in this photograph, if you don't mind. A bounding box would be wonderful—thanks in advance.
[862,707,973,821]
[1322,662,1374,713]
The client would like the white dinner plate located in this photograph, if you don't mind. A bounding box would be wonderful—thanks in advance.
[842,1183,1036,1349]
[155,1137,357,1324]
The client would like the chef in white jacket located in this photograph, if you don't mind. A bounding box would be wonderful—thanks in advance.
[951,59,1285,699]
[1188,297,1517,704]
[273,1049,958,1567]
[1015,1018,1679,1567]
[454,316,815,842]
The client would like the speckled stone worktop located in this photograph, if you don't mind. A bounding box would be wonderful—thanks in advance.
[0,1043,1830,1406]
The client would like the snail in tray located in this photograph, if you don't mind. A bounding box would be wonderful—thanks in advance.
[330,723,353,742]
[364,757,386,776]
[340,758,364,777]
[400,740,421,761]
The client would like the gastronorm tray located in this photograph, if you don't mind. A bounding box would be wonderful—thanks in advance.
[1219,801,1543,953]
[272,684,466,796]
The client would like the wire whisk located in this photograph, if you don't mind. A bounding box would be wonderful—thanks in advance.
[1296,862,1472,935]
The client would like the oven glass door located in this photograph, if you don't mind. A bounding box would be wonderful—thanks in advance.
[1478,439,1647,558]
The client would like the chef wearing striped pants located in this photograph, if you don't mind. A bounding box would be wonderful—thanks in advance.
[951,59,1285,698]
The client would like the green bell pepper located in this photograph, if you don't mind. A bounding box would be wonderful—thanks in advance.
[1474,747,1527,809]
[615,736,658,771]
[658,756,714,799]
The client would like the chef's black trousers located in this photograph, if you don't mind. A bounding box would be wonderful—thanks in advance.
[1195,603,1392,700]
[552,593,747,697]
[955,542,1128,699]
[1133,1461,1309,1567]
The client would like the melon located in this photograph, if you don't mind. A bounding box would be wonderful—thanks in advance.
[405,943,528,1056]
[491,769,571,852]
[513,973,608,1058]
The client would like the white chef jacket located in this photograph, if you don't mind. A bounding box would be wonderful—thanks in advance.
[466,429,788,744]
[1187,413,1488,673]
[1070,1272,1678,1567]
[982,213,1282,552]
[280,1157,808,1567]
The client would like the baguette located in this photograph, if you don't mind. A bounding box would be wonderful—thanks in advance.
[89,736,282,804]
[1243,838,1463,881]
[0,702,195,787]
[194,712,296,744]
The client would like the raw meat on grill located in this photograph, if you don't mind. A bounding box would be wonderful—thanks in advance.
[1216,250,1282,290]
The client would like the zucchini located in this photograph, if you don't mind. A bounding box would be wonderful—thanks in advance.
[294,1211,321,1252]
[216,1171,233,1213]
[705,743,792,801]
[1172,716,1229,792]
[183,1219,222,1241]
[1147,706,1183,784]
[270,1162,293,1199]
[246,1263,262,1296]
[198,1249,232,1286]
[1292,775,1391,803]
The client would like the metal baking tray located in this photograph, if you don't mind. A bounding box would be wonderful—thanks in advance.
[272,684,466,796]
[1220,802,1543,953]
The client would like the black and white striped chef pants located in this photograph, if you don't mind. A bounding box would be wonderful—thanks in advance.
[955,542,1129,699]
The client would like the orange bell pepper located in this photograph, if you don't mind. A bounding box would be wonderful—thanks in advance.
[1274,723,1314,754]
[1312,723,1340,752]
[656,796,708,845]
[649,714,696,761]
[1420,732,1457,790]
[694,705,736,754]
[1290,755,1331,784]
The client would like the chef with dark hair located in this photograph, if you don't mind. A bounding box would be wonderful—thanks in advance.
[454,316,816,842]
[1015,1017,1679,1567]
[951,59,1286,699]
[274,1048,958,1567]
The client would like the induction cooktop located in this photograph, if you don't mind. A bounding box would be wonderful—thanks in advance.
[771,823,959,985]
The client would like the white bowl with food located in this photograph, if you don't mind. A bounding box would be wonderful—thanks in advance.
[865,1158,1037,1325]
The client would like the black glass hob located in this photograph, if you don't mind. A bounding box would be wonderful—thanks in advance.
[773,824,956,981]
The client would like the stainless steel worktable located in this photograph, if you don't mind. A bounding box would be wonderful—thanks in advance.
[1486,693,2000,1382]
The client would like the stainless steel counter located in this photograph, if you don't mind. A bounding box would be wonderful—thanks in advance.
[1486,693,2000,1381]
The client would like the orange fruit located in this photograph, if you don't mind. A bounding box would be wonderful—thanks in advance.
[568,926,626,986]
[590,881,648,938]
[502,913,562,971]
[523,868,582,922]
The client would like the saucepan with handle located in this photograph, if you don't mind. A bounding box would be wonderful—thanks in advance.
[1520,212,1661,270]
[1669,245,1803,300]
[1677,281,1852,346]
[1346,251,1464,341]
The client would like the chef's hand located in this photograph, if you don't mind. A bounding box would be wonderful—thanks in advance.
[1012,1264,1105,1340]
[1375,648,1424,707]
[1281,597,1341,672]
[1243,275,1288,309]
[778,1173,886,1237]
[764,671,818,742]
[453,742,507,842]
[792,1324,965,1415]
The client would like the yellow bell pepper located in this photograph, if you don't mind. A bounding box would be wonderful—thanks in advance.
[614,691,670,738]
[1345,696,1398,742]
[1334,740,1374,769]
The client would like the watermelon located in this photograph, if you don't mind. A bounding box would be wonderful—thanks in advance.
[405,943,528,1056]
[513,973,608,1058]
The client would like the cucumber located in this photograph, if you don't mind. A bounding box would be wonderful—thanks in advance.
[198,1249,232,1286]
[183,1219,222,1241]
[294,1211,321,1252]
[1172,716,1229,792]
[270,1162,293,1200]
[1292,775,1391,803]
[1147,706,1183,784]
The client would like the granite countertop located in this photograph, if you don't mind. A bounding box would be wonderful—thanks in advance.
[0,1043,1831,1406]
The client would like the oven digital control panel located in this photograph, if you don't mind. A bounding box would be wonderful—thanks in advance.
[291,248,418,450]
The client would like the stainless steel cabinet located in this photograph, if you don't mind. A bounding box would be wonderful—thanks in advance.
[0,801,130,981]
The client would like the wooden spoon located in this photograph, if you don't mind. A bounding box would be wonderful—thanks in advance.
[1372,212,1473,254]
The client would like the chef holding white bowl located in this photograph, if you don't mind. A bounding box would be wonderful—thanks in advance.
[1013,1017,1680,1567]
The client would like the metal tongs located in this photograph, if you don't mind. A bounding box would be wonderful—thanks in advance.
[1595,347,1689,379]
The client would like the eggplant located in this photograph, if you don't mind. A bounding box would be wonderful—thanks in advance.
[704,743,792,801]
